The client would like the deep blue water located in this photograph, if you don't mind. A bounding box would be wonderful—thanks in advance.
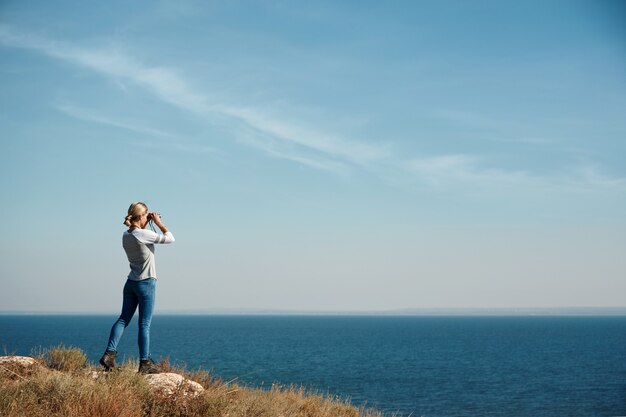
[1,315,624,416]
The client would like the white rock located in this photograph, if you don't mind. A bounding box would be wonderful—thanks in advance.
[0,356,38,367]
[144,372,205,397]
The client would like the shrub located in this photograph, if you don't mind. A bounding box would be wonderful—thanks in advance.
[45,345,87,372]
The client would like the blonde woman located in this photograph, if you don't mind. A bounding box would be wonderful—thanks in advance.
[99,202,175,374]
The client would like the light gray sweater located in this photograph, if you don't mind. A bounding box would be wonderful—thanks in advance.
[123,228,175,281]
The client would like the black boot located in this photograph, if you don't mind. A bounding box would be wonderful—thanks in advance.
[99,350,117,371]
[138,358,159,374]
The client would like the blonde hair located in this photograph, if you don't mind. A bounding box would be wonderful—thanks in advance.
[124,202,149,227]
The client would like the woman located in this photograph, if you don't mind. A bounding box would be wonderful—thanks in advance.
[99,202,175,374]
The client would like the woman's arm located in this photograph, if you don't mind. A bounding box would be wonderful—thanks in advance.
[132,212,175,244]
[132,228,175,244]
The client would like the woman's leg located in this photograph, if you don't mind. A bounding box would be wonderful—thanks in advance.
[106,280,139,353]
[136,278,156,361]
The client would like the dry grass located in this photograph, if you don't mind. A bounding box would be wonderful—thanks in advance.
[45,345,89,372]
[0,346,389,417]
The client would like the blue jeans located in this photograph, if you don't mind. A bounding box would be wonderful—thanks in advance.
[106,278,156,360]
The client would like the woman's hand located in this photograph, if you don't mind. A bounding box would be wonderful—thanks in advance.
[149,212,163,225]
[149,212,169,234]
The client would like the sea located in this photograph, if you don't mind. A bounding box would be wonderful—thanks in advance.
[1,315,624,417]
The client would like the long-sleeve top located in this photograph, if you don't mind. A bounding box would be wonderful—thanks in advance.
[123,228,175,281]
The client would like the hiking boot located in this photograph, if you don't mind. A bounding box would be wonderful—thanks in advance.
[99,350,117,371]
[138,358,160,374]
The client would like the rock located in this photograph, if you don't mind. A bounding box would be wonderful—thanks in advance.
[0,356,38,367]
[0,356,40,380]
[144,372,205,397]
[89,370,103,379]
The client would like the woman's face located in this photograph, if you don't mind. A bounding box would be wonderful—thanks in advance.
[138,208,150,228]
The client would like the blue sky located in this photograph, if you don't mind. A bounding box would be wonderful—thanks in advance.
[1,0,625,312]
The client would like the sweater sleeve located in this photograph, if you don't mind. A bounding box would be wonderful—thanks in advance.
[131,229,176,244]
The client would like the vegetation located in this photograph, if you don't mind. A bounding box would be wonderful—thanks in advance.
[45,345,89,373]
[0,346,388,417]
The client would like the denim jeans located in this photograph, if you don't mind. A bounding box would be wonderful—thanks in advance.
[106,278,156,360]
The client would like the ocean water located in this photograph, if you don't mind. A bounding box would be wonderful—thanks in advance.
[1,315,624,416]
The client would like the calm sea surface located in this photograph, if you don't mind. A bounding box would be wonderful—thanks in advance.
[1,315,624,416]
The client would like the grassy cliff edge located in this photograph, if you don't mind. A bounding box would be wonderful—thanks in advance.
[0,346,387,417]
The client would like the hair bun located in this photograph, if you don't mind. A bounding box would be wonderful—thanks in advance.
[125,202,148,228]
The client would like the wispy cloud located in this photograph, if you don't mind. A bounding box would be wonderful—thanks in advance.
[2,25,624,193]
[55,103,218,154]
[574,166,626,191]
[406,154,533,187]
[405,153,626,193]
[55,103,177,139]
[0,25,386,173]
[131,141,217,154]
[236,132,351,176]
[218,106,391,165]
[0,25,211,115]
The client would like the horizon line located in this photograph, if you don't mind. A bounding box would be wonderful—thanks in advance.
[2,307,626,316]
